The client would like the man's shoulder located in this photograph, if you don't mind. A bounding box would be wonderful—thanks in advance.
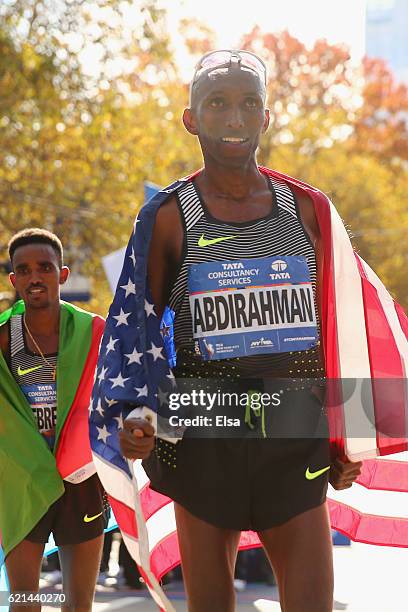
[154,193,179,219]
[261,167,326,245]
[260,166,329,201]
[61,302,105,339]
[143,177,190,209]
[61,301,103,319]
[292,186,314,208]
[260,166,332,233]
[0,304,16,357]
[147,180,190,234]
[0,319,10,356]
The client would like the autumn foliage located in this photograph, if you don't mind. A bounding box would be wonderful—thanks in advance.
[0,2,407,311]
[352,57,408,162]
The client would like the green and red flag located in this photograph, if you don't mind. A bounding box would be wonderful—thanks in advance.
[0,300,104,557]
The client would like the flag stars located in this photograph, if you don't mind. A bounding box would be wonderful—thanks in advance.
[157,387,169,406]
[167,371,176,383]
[106,336,119,354]
[95,398,104,416]
[120,278,136,298]
[161,324,171,338]
[106,398,118,408]
[114,414,124,429]
[113,308,131,327]
[133,217,140,234]
[98,366,108,383]
[109,372,130,388]
[144,300,156,317]
[135,384,148,397]
[129,247,136,266]
[96,425,111,444]
[124,348,143,365]
[147,341,164,361]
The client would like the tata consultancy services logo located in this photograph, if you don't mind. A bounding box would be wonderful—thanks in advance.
[271,259,288,272]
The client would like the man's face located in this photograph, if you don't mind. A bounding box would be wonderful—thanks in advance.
[184,68,269,167]
[9,243,69,309]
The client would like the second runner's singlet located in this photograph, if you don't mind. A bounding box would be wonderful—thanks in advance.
[10,314,58,449]
[168,175,325,381]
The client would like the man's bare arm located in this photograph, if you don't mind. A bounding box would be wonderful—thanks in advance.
[0,323,9,358]
[147,195,184,319]
[120,196,183,459]
[293,188,320,247]
[293,188,324,356]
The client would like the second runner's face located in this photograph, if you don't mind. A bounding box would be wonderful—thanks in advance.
[9,244,69,309]
[184,69,269,167]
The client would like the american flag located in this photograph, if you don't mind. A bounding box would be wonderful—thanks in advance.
[90,169,408,610]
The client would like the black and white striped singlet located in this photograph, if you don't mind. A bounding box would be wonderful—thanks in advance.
[10,314,58,447]
[168,175,324,380]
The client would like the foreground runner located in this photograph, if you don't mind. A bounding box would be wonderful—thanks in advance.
[0,228,105,611]
[115,50,362,611]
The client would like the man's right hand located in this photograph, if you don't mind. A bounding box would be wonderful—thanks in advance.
[329,457,362,490]
[119,418,155,460]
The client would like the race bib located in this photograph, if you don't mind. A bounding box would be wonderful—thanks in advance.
[21,382,57,447]
[188,256,318,360]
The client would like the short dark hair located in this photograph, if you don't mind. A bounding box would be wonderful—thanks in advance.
[8,228,63,268]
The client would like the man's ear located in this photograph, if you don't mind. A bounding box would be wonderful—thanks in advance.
[59,266,70,285]
[182,108,198,136]
[262,108,270,133]
[9,272,16,288]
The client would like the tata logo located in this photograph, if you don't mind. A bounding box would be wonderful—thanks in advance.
[221,262,244,270]
[271,260,288,272]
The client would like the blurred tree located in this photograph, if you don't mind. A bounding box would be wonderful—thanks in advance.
[179,18,216,57]
[0,0,200,314]
[239,27,408,307]
[268,140,408,307]
[350,57,408,164]
[1,13,406,313]
[240,28,357,161]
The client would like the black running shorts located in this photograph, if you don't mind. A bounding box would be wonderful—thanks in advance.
[26,473,108,546]
[144,386,330,531]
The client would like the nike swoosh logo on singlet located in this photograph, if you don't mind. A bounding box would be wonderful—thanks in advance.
[83,512,103,523]
[305,465,331,480]
[198,234,238,247]
[17,364,43,376]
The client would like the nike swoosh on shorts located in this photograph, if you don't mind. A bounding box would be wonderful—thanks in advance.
[83,512,103,523]
[305,465,330,480]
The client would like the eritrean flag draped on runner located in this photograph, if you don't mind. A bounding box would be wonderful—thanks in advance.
[0,300,104,558]
[90,168,408,611]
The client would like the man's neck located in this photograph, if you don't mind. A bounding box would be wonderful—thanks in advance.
[24,303,61,336]
[198,160,265,201]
